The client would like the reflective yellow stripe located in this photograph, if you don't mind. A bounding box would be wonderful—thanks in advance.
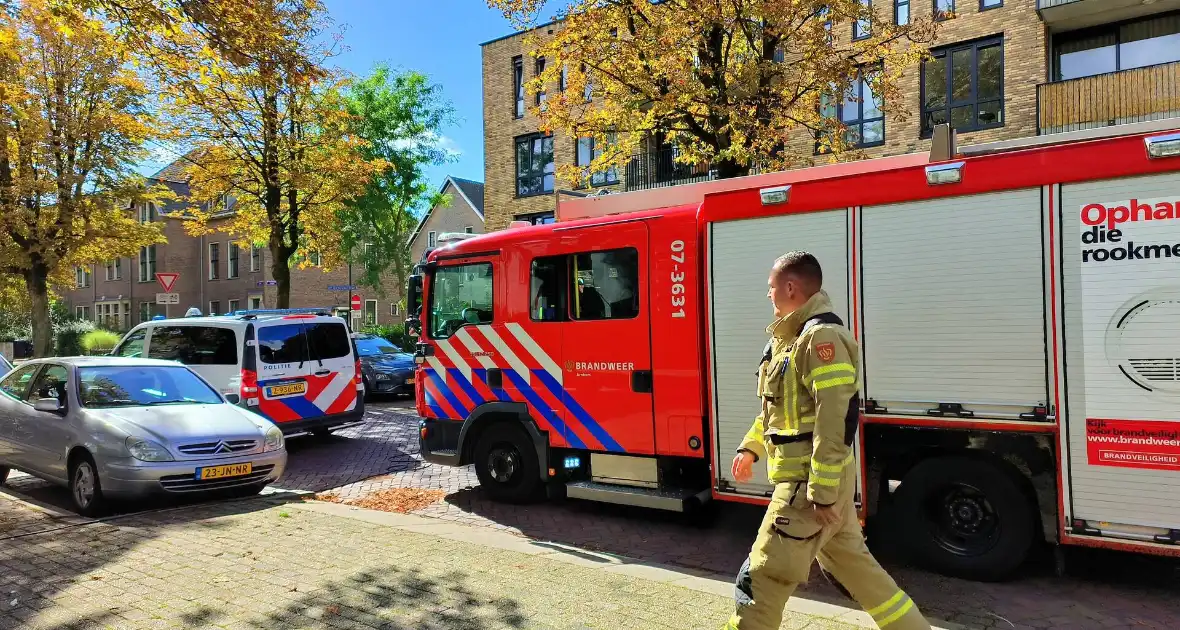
[879,598,915,627]
[810,475,841,487]
[866,591,906,619]
[806,363,855,382]
[814,376,856,391]
[812,452,853,473]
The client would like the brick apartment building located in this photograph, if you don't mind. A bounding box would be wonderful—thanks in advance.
[482,0,1180,230]
[59,157,450,332]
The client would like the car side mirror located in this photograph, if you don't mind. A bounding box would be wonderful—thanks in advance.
[34,398,63,413]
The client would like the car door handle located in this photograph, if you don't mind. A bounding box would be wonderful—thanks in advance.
[631,370,653,394]
[486,368,503,389]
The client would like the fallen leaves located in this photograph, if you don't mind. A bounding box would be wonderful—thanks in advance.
[315,488,446,514]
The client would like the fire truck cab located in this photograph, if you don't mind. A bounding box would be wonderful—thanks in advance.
[409,121,1180,582]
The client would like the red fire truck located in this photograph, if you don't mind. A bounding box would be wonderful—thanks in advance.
[408,121,1180,581]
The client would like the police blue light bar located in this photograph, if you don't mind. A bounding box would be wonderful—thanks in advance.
[230,307,335,317]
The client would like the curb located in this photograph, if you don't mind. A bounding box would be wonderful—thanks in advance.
[290,499,962,630]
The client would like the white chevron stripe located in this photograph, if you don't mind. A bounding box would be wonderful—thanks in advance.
[476,325,530,383]
[312,372,350,411]
[506,322,562,384]
[435,338,471,381]
[455,328,497,370]
[425,356,447,380]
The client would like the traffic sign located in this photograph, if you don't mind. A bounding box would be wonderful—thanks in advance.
[155,272,179,292]
[351,294,362,311]
[327,284,356,292]
[156,293,180,305]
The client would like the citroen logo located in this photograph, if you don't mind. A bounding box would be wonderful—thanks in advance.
[213,441,232,454]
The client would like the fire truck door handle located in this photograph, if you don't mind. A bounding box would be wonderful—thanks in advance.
[631,370,653,394]
[486,368,503,389]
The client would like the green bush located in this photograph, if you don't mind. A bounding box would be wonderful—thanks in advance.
[55,319,95,356]
[360,323,415,352]
[81,329,122,355]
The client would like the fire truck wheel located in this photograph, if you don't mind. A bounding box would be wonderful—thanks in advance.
[893,456,1035,582]
[473,422,542,503]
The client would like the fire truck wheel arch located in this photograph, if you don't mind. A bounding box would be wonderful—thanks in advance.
[457,402,550,478]
[471,420,545,503]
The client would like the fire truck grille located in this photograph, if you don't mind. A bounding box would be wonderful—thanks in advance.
[1128,359,1180,383]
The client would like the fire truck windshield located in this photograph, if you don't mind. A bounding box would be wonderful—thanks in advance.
[429,262,494,338]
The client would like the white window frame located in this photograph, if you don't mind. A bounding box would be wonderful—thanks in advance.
[365,299,378,327]
[227,299,240,313]
[249,295,262,310]
[139,245,156,283]
[209,300,220,316]
[139,301,152,323]
[208,242,220,280]
[228,244,240,279]
[75,266,90,288]
[464,226,474,234]
[428,231,437,248]
[139,202,156,223]
[250,246,262,272]
[390,302,400,317]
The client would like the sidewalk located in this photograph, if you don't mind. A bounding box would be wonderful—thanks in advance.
[0,493,953,630]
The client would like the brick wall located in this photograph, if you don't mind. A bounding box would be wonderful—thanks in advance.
[409,180,485,264]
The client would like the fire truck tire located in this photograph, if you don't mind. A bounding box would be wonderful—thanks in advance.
[893,456,1035,582]
[473,422,542,504]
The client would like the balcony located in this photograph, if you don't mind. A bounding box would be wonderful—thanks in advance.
[1037,0,1180,31]
[623,147,715,192]
[1037,61,1180,135]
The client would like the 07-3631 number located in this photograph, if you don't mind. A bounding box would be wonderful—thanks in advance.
[670,240,686,318]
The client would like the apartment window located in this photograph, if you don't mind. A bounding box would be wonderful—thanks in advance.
[515,134,555,197]
[853,0,871,41]
[228,245,240,278]
[95,301,130,330]
[249,295,262,310]
[529,249,639,322]
[560,64,568,92]
[464,226,474,234]
[535,57,547,106]
[576,135,620,186]
[819,5,833,42]
[980,0,1001,9]
[250,246,262,272]
[105,259,122,281]
[138,245,156,282]
[922,37,1003,137]
[1054,14,1180,81]
[934,0,954,20]
[513,56,524,118]
[817,66,884,151]
[308,251,322,267]
[391,302,401,317]
[139,302,152,323]
[139,202,156,223]
[208,243,220,280]
[75,266,90,288]
[209,300,221,316]
[364,300,378,327]
[228,299,239,313]
[516,212,556,225]
[428,231,437,248]
[895,0,909,25]
[582,64,593,102]
[75,306,91,320]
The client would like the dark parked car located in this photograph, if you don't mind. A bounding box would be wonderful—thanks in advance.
[355,334,415,399]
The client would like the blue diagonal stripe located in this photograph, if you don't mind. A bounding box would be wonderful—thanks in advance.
[423,388,447,419]
[504,370,585,449]
[473,369,511,402]
[534,370,625,453]
[426,370,471,418]
[447,368,486,408]
[273,394,323,420]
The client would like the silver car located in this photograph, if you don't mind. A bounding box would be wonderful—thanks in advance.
[0,357,287,516]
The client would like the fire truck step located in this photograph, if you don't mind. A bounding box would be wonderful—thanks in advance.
[565,481,710,512]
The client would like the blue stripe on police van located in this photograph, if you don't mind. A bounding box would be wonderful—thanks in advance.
[426,370,471,419]
[504,370,586,449]
[447,368,487,408]
[276,394,324,420]
[533,370,624,453]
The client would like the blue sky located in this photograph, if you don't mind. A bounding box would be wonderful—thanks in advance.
[142,1,559,209]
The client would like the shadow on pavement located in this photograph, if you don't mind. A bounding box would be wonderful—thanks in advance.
[275,412,426,494]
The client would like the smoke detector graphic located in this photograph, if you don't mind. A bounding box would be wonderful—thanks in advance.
[1105,287,1180,394]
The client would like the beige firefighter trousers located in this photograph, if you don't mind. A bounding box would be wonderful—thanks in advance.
[724,464,931,630]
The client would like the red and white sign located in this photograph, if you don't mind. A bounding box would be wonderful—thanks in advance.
[350,294,362,311]
[1086,418,1180,472]
[155,272,180,293]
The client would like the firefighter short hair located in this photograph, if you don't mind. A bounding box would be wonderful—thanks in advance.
[772,251,823,292]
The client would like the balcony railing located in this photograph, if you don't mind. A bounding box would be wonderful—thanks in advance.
[1036,0,1081,8]
[623,147,715,192]
[1037,61,1180,135]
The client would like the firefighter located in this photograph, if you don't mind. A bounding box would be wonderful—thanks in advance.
[724,252,930,630]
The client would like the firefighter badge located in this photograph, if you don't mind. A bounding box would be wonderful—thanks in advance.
[816,342,836,363]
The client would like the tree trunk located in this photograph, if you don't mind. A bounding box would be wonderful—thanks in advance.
[270,241,292,308]
[714,157,751,179]
[24,260,52,358]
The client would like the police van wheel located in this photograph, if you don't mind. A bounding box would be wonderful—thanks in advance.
[893,456,1035,582]
[473,423,541,504]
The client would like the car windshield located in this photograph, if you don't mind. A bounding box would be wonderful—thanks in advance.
[355,337,399,357]
[77,366,223,408]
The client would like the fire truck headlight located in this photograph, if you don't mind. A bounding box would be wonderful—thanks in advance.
[1145,132,1180,159]
[925,161,964,186]
[759,185,791,206]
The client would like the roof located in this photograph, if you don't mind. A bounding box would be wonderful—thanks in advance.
[150,149,206,184]
[408,176,486,246]
[480,19,560,47]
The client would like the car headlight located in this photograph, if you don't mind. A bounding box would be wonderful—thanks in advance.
[126,437,174,462]
[375,372,391,381]
[263,425,284,452]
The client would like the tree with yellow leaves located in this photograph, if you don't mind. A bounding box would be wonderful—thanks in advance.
[0,0,163,357]
[150,0,380,308]
[489,0,936,184]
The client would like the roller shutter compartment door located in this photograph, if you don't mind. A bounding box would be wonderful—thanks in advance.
[708,210,850,496]
[861,189,1048,419]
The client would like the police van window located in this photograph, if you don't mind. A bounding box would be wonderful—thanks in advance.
[117,329,147,358]
[258,324,309,364]
[570,248,639,320]
[306,322,351,360]
[530,256,568,322]
[430,262,493,338]
[146,326,238,365]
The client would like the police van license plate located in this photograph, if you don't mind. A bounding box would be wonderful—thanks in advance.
[265,381,307,398]
[196,463,252,480]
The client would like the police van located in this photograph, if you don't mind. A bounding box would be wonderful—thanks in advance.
[113,309,365,436]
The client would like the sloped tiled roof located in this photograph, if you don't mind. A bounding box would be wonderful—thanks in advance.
[150,149,206,183]
[450,177,485,217]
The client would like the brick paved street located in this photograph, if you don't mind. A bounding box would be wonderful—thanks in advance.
[3,402,1180,629]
